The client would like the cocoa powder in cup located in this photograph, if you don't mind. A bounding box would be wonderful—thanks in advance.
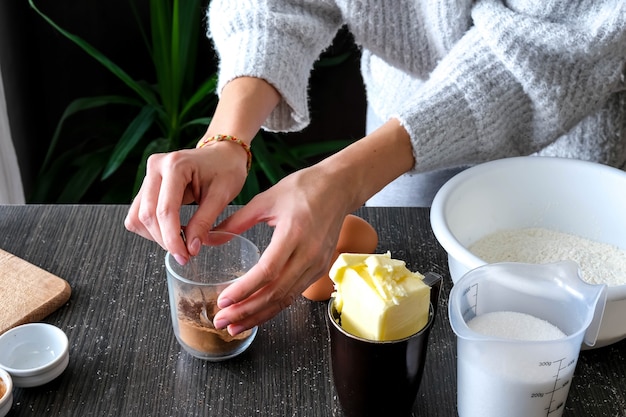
[177,294,252,354]
[165,231,260,360]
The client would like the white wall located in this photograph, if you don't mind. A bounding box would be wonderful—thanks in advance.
[0,65,24,204]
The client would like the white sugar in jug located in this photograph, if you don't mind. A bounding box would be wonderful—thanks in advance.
[449,261,606,417]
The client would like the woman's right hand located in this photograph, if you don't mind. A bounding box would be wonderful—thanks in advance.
[124,76,282,264]
[124,140,249,265]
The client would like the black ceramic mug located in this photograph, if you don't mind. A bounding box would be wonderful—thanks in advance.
[327,272,442,417]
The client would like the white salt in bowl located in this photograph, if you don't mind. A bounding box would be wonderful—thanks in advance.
[0,323,69,387]
[430,156,626,348]
[0,368,12,417]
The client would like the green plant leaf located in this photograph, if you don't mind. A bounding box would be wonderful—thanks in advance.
[172,1,202,94]
[28,0,159,107]
[251,135,289,184]
[150,0,202,132]
[314,51,354,68]
[150,0,174,112]
[234,169,262,204]
[130,0,151,53]
[30,0,339,204]
[29,0,213,203]
[58,149,110,203]
[102,106,157,180]
[29,150,76,202]
[41,95,143,173]
[181,116,213,132]
[262,134,307,168]
[268,148,304,170]
[180,74,218,121]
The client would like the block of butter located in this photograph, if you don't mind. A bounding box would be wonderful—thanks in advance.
[329,252,430,341]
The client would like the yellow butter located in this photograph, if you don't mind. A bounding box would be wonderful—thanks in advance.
[330,252,430,341]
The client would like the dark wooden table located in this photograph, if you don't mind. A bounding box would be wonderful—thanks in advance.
[0,205,625,416]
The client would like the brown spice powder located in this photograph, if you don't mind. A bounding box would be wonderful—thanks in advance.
[177,297,251,355]
[0,378,6,400]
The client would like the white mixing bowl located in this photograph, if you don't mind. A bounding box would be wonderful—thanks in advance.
[430,156,626,348]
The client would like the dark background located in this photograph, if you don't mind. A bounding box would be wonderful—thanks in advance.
[0,0,366,201]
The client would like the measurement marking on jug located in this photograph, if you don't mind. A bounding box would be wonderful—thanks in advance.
[531,357,574,416]
[462,284,479,318]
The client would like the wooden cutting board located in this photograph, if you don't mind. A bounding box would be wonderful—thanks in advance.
[0,248,71,334]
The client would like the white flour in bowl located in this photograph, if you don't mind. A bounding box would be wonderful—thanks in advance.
[469,228,626,286]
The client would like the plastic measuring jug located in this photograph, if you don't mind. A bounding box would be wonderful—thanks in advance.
[449,261,606,417]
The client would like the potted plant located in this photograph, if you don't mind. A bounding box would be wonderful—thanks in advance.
[28,0,354,204]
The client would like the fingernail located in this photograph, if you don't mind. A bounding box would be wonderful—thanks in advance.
[213,318,230,330]
[189,238,201,256]
[228,324,247,337]
[173,254,187,265]
[217,297,234,309]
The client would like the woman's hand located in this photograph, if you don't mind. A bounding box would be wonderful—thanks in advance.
[124,141,248,265]
[211,118,416,335]
[124,76,281,263]
[211,163,354,335]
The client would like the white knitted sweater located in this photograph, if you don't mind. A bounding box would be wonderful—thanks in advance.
[207,0,626,174]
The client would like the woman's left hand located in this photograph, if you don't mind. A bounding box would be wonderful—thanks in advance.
[211,118,415,335]
[210,164,353,335]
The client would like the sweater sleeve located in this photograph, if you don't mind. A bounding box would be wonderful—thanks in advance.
[389,0,626,172]
[207,0,344,132]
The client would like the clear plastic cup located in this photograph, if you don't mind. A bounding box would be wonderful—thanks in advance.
[165,231,260,361]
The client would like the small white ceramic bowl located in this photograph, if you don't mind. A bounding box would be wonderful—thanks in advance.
[0,323,69,387]
[0,368,12,417]
[430,156,626,348]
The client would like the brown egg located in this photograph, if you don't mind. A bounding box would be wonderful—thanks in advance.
[302,214,378,301]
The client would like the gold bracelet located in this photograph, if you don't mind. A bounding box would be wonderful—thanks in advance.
[196,134,252,172]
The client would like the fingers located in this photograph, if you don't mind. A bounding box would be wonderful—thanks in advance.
[213,251,323,335]
[216,229,296,309]
[217,276,305,336]
[124,193,155,242]
[208,174,348,335]
[213,219,334,335]
[124,148,248,264]
[184,164,248,256]
[124,153,189,263]
[154,158,191,260]
[184,201,229,257]
[126,154,352,336]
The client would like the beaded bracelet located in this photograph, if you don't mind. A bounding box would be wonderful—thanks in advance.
[196,134,252,172]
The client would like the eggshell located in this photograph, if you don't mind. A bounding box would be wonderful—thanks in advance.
[302,214,378,301]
